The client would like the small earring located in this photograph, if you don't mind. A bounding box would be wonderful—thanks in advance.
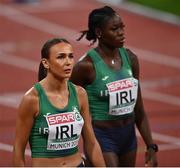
[97,35,101,39]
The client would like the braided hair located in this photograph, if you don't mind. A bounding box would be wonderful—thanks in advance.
[77,6,116,45]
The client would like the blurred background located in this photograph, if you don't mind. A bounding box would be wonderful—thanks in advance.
[0,0,180,166]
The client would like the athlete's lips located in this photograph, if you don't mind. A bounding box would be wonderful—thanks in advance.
[64,68,72,73]
[115,37,125,46]
[116,36,125,43]
[120,36,125,43]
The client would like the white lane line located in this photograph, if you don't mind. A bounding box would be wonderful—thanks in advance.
[96,0,180,26]
[0,51,38,71]
[142,76,180,89]
[136,131,180,151]
[0,142,31,156]
[143,89,180,106]
[0,4,88,45]
[0,1,179,160]
[11,0,76,13]
[0,92,23,108]
[1,130,180,155]
[0,4,180,69]
[130,47,180,69]
[1,3,178,107]
[0,42,17,53]
[0,87,180,110]
[152,132,180,144]
[157,144,180,151]
[0,53,180,108]
[122,2,180,26]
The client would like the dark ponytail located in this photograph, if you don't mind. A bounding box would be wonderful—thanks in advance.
[38,62,47,81]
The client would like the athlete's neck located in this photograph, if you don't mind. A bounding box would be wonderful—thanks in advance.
[41,76,68,93]
[97,44,119,59]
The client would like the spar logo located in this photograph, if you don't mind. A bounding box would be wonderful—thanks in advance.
[107,79,133,92]
[47,112,75,125]
[72,106,82,121]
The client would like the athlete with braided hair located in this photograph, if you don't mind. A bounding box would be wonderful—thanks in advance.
[71,6,158,167]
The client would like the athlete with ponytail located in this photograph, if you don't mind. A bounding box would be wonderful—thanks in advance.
[13,38,105,167]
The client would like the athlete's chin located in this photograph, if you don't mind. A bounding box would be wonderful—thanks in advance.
[114,39,125,47]
[114,41,124,48]
[119,43,124,48]
[64,71,72,78]
[116,42,124,48]
[64,74,71,79]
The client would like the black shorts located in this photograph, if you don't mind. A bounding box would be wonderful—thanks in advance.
[93,123,137,155]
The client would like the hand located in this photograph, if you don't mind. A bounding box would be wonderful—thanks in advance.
[145,149,158,167]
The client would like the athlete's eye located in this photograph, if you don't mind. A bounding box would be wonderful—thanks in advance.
[68,53,74,59]
[57,55,64,59]
[57,53,66,59]
[111,26,118,31]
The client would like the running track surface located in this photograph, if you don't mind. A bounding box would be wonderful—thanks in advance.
[0,0,180,166]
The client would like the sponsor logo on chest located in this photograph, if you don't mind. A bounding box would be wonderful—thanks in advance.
[47,113,75,125]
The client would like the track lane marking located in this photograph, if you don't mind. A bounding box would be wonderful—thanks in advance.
[2,130,180,155]
[0,142,31,156]
[0,4,180,69]
[0,2,180,157]
[143,89,180,106]
[0,4,88,45]
[0,51,38,71]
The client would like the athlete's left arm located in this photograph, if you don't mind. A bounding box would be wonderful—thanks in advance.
[126,49,158,167]
[76,85,106,167]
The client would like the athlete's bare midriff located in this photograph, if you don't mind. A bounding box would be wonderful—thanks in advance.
[32,152,82,167]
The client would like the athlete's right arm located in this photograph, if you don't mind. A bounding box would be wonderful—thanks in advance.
[13,88,39,166]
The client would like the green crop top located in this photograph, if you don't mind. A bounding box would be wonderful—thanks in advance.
[29,81,84,158]
[85,48,138,120]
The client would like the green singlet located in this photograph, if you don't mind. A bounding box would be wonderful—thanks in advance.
[85,48,138,121]
[29,81,84,158]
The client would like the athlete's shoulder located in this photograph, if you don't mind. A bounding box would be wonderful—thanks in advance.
[73,84,87,97]
[23,86,38,102]
[70,51,95,86]
[124,47,139,78]
[76,51,93,67]
[18,86,39,117]
[124,48,138,60]
[73,84,89,111]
